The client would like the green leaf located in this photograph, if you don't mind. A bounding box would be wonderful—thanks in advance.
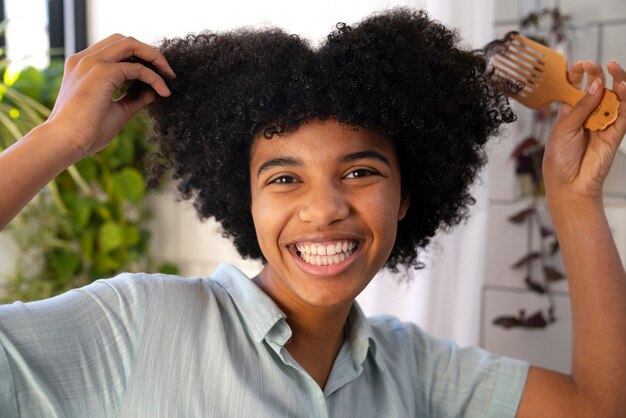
[94,253,121,277]
[112,167,145,203]
[115,134,135,165]
[62,192,92,227]
[137,229,151,253]
[124,225,140,246]
[158,262,179,275]
[11,67,45,101]
[80,230,95,261]
[47,250,81,282]
[101,168,114,196]
[98,222,125,253]
[75,158,98,183]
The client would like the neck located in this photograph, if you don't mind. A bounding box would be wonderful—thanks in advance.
[252,269,352,388]
[283,303,349,389]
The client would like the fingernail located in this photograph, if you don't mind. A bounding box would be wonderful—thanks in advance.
[588,78,601,95]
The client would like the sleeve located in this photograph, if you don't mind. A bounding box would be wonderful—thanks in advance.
[0,273,148,418]
[407,324,529,418]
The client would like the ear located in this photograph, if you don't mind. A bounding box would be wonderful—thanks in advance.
[398,194,410,221]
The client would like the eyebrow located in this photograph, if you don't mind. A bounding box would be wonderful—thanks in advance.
[255,150,391,178]
[256,157,303,178]
[341,150,390,167]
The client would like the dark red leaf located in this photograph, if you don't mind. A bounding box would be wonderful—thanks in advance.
[540,226,554,237]
[510,136,540,159]
[524,276,546,294]
[549,240,560,256]
[508,207,535,224]
[493,315,522,329]
[521,310,548,328]
[511,251,541,269]
[544,266,566,281]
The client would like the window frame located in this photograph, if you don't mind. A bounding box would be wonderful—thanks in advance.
[49,0,88,58]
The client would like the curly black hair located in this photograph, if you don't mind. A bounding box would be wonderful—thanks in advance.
[143,8,515,270]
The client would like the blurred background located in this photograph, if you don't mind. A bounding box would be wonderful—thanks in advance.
[1,0,625,374]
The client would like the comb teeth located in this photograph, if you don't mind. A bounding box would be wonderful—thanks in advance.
[487,32,621,130]
[491,35,548,98]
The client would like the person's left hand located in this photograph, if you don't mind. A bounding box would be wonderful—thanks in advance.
[542,60,626,205]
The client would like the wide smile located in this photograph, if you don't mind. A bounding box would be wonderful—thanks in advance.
[294,240,359,266]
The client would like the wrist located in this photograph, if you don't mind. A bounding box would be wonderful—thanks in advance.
[546,190,605,219]
[32,121,85,168]
[38,119,89,164]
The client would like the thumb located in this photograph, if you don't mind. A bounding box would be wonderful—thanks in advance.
[117,90,157,119]
[562,78,604,131]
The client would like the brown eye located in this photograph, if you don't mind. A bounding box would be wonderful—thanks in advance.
[345,168,377,179]
[271,175,298,184]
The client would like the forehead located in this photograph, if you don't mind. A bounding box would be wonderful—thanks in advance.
[249,119,397,166]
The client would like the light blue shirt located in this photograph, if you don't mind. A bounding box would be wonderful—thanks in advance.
[0,264,528,417]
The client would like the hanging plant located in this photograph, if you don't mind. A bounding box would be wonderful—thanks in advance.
[492,204,565,329]
[492,7,571,330]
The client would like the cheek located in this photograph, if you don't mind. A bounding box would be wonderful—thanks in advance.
[250,194,291,251]
[361,187,403,243]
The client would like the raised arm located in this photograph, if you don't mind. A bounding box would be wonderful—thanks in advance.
[0,34,174,230]
[517,61,626,418]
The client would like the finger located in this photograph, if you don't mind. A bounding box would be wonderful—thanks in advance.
[64,34,126,70]
[115,89,158,122]
[582,61,606,91]
[607,60,626,91]
[112,62,172,97]
[568,61,586,89]
[561,77,605,132]
[556,102,573,119]
[85,36,176,79]
[75,33,126,58]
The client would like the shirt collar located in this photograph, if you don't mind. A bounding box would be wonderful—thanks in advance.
[347,300,387,373]
[211,264,287,344]
[211,264,386,372]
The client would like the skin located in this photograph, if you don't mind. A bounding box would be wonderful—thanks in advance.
[0,36,625,417]
[249,119,409,387]
[516,61,626,418]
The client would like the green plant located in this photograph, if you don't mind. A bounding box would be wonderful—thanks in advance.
[0,54,177,303]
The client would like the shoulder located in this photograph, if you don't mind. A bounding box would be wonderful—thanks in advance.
[368,315,528,417]
[367,314,442,352]
[88,270,231,307]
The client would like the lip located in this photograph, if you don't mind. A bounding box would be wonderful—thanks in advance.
[287,236,364,277]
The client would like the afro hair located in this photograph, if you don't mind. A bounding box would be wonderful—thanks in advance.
[143,8,515,270]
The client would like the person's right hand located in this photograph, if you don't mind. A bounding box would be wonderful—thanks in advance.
[45,34,175,162]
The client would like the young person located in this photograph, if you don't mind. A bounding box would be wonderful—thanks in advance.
[1,9,625,418]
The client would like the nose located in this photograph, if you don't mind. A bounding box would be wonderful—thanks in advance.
[298,181,350,226]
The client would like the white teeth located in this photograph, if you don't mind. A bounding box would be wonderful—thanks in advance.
[295,240,358,266]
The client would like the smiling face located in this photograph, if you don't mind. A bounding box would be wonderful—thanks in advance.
[249,118,409,314]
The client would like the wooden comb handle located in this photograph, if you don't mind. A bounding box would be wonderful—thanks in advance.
[584,89,620,131]
[562,85,620,131]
